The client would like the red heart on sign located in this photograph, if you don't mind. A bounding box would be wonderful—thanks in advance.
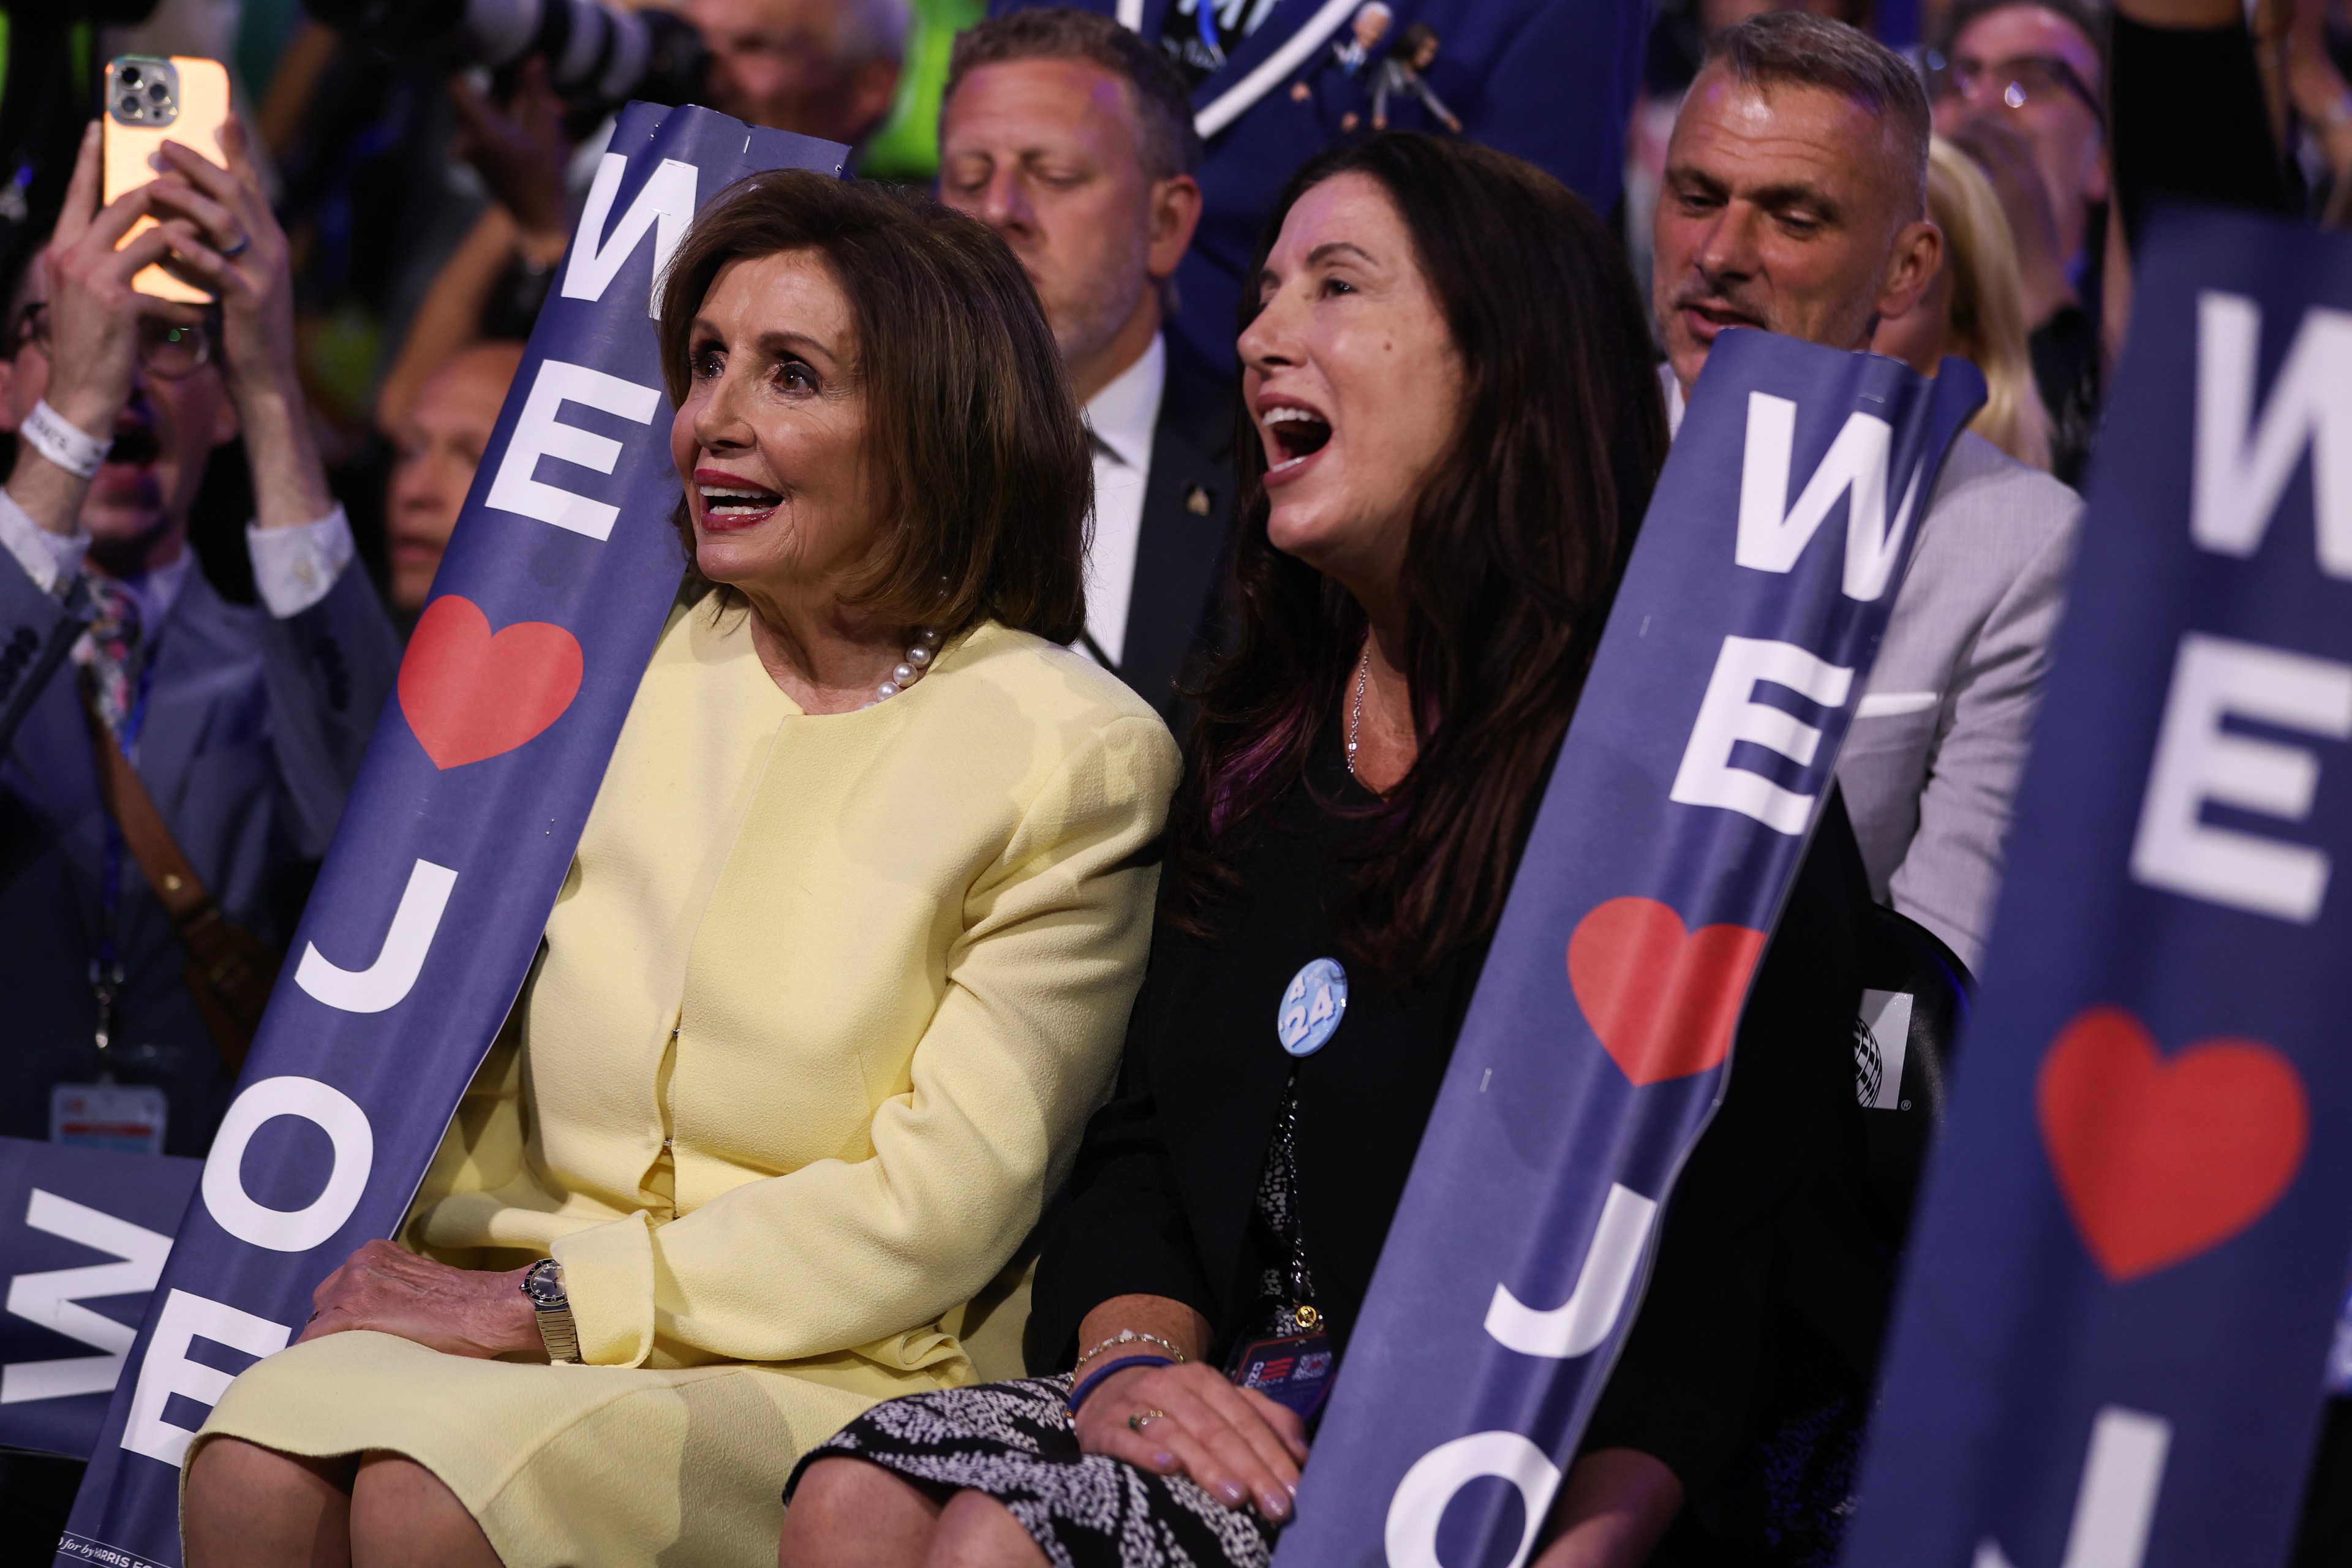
[399,595,584,770]
[2038,1005,2307,1283]
[1567,897,1768,1086]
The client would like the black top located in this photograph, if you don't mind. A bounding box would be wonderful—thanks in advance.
[1028,736,1481,1368]
[1027,727,1880,1515]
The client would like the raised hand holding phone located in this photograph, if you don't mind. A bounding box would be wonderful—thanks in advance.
[101,55,232,305]
[4,122,200,538]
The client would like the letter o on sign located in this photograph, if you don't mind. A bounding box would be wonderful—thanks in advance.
[1384,1431,1562,1568]
[201,1077,375,1252]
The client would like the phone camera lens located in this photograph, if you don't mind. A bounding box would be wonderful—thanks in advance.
[120,66,142,88]
[118,96,143,118]
[147,82,170,103]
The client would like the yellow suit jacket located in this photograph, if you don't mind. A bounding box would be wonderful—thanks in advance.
[405,595,1180,1374]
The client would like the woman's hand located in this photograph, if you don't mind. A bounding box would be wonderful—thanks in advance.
[296,1238,543,1360]
[1073,1359,1310,1523]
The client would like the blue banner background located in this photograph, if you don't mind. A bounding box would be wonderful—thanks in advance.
[1277,332,1981,1568]
[0,1140,197,1460]
[1845,206,2352,1568]
[56,105,845,1568]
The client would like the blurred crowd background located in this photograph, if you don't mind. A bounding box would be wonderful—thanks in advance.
[1,0,2345,629]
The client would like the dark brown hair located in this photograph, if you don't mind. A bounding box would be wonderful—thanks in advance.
[1168,134,1668,989]
[945,8,1204,181]
[657,170,1090,643]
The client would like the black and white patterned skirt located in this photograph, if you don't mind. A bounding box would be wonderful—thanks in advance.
[785,1375,1281,1568]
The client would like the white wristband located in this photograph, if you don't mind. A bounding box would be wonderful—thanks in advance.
[20,399,109,480]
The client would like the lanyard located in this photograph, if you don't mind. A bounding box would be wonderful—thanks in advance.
[1267,1069,1320,1318]
[89,644,160,1057]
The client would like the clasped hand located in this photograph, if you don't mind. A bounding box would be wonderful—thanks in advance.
[1072,1360,1309,1523]
[296,1238,543,1360]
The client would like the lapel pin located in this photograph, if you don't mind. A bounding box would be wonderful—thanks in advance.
[1186,486,1212,516]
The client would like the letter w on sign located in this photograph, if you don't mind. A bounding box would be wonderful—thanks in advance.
[1737,390,1932,601]
[1272,331,1982,1568]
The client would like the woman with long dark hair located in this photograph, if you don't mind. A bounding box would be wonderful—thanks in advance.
[779,132,1673,1568]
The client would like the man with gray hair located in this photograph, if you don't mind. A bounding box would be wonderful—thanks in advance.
[1653,12,2079,978]
[1525,17,2081,1568]
[686,0,910,146]
[937,8,1234,726]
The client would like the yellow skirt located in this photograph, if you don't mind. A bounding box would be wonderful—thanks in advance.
[187,1331,955,1567]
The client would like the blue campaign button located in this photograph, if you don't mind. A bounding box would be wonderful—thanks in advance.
[1277,958,1349,1057]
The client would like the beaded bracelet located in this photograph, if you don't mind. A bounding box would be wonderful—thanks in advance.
[1074,1327,1188,1371]
[1066,1352,1172,1415]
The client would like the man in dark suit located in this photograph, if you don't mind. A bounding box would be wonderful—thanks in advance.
[0,122,397,1156]
[938,9,1235,728]
[991,0,1646,377]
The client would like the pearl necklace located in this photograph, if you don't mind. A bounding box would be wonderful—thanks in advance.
[863,627,943,709]
[1343,643,1371,782]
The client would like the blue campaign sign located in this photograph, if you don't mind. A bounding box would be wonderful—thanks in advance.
[1843,206,2352,1568]
[0,1140,198,1460]
[55,105,845,1568]
[1274,332,1982,1568]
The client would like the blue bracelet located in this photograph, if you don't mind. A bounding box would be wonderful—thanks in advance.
[1066,1353,1173,1414]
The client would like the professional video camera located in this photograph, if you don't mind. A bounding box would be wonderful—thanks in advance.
[304,0,710,116]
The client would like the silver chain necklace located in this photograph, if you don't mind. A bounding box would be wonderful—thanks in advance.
[1343,643,1371,782]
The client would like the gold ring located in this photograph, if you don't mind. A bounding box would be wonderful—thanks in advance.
[1129,1409,1169,1432]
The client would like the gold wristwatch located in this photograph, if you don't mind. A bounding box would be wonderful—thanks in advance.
[521,1259,580,1363]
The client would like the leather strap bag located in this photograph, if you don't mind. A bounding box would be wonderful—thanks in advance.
[80,687,278,1075]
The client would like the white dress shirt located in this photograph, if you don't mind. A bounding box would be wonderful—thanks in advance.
[0,486,355,620]
[1080,333,1167,669]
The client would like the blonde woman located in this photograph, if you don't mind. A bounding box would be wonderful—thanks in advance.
[1874,137,2054,472]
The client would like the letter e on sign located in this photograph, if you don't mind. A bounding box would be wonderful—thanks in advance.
[2131,631,2352,922]
[485,360,662,541]
[1670,636,1855,834]
[121,1289,290,1467]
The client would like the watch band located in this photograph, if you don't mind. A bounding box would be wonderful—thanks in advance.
[537,1303,581,1363]
[522,1259,582,1363]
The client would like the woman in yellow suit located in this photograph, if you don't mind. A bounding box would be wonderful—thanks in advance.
[181,171,1181,1568]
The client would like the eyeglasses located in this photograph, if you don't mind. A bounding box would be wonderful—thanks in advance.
[12,301,217,379]
[1924,50,2101,119]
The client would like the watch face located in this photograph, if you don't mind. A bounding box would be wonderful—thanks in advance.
[524,1261,567,1307]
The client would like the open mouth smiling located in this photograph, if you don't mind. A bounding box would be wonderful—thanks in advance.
[1260,403,1332,477]
[696,469,783,530]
